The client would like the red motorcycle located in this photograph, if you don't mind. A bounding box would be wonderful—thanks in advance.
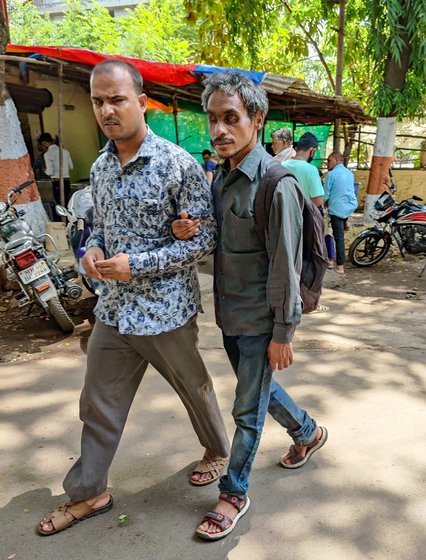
[349,173,426,268]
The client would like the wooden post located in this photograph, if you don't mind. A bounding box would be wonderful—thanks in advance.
[333,0,346,152]
[58,62,65,207]
[172,95,179,145]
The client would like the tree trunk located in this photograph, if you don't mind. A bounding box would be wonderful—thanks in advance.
[0,9,48,290]
[364,16,412,221]
[333,0,346,152]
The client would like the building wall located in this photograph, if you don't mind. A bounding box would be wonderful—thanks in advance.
[32,0,144,19]
[6,70,100,183]
[354,170,426,210]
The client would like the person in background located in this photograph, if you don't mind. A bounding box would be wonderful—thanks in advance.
[38,132,73,209]
[202,149,217,184]
[281,132,324,210]
[271,127,296,162]
[324,152,358,276]
[32,139,50,180]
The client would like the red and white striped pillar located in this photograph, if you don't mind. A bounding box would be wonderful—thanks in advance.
[0,93,47,236]
[364,116,396,221]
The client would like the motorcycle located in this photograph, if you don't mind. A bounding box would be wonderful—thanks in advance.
[55,186,102,296]
[348,172,426,268]
[0,180,83,333]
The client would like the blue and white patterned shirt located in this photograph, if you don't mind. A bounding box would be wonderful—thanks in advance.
[86,127,216,335]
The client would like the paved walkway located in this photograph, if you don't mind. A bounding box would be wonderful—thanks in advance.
[0,266,425,560]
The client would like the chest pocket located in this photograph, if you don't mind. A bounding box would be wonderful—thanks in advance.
[113,197,164,237]
[222,208,264,253]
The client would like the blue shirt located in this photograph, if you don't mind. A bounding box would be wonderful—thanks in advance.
[204,159,217,173]
[87,128,216,335]
[323,163,358,219]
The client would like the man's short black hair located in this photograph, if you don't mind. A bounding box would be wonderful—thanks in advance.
[37,132,54,144]
[91,60,144,95]
[202,149,212,157]
[296,132,319,152]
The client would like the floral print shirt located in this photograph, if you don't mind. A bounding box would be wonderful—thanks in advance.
[86,127,216,335]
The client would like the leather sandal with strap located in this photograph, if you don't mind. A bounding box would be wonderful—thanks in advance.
[280,426,328,469]
[196,492,250,541]
[37,495,114,536]
[191,455,228,486]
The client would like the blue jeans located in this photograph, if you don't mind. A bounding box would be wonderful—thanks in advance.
[218,333,317,499]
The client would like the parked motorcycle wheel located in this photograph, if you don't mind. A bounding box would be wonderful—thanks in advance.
[47,297,75,333]
[349,233,391,267]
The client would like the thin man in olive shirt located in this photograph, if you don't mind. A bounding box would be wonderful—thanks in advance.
[173,72,327,541]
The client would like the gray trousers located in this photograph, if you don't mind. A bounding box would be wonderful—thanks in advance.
[63,316,230,501]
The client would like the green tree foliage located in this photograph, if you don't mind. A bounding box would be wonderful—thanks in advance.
[118,0,196,63]
[7,0,196,63]
[185,0,425,118]
[367,0,426,117]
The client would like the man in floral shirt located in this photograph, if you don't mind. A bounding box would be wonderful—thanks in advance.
[38,60,229,536]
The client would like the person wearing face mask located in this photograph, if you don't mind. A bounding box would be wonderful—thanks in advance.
[281,132,324,212]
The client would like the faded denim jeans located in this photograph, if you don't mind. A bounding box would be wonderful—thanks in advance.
[218,333,317,499]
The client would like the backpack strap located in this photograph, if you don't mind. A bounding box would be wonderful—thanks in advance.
[254,164,298,243]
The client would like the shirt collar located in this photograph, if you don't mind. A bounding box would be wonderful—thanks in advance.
[100,126,158,163]
[220,142,267,182]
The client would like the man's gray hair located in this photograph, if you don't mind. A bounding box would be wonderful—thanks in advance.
[272,127,293,143]
[201,72,269,120]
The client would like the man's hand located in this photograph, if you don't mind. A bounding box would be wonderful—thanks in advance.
[82,247,105,280]
[171,210,201,240]
[268,341,294,370]
[94,253,132,281]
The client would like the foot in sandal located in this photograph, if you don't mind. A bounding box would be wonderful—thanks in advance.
[191,449,228,486]
[38,491,113,536]
[280,426,328,469]
[196,493,250,540]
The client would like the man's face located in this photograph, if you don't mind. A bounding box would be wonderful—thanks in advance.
[271,135,284,155]
[327,155,337,170]
[90,67,147,142]
[271,134,290,155]
[206,91,263,166]
[202,153,211,163]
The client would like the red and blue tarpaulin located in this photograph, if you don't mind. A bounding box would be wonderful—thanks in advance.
[7,45,265,87]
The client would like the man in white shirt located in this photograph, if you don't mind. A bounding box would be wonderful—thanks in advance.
[38,132,73,209]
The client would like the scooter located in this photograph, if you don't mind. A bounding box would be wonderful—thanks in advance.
[56,186,102,296]
[0,181,83,333]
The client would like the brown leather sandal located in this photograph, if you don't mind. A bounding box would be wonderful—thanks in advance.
[191,456,228,486]
[37,495,113,536]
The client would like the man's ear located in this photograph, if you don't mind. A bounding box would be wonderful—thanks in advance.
[139,93,148,114]
[254,112,265,130]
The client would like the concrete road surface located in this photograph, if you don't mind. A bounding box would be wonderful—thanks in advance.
[1,265,425,560]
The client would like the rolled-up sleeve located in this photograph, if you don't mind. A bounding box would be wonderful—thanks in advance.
[267,177,304,343]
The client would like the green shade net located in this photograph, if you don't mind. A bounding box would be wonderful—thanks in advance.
[146,110,211,163]
[147,109,331,167]
[264,121,331,168]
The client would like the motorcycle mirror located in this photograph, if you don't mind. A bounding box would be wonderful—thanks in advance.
[55,205,68,217]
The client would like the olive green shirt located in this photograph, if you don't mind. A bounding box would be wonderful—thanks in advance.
[213,143,304,343]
